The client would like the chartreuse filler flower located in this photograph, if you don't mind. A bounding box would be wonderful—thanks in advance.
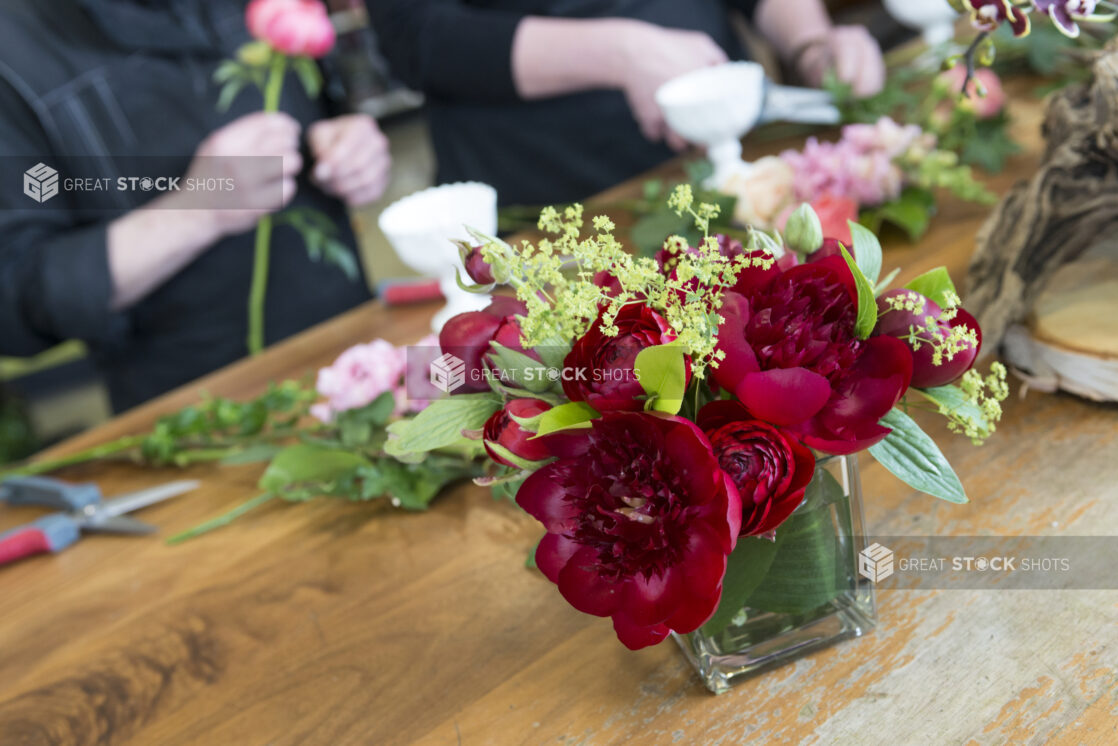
[387,187,1008,683]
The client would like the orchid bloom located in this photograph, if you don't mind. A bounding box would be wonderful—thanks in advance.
[965,0,1032,36]
[1034,0,1118,37]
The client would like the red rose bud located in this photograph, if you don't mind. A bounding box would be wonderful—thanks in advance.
[716,256,912,455]
[483,399,553,467]
[699,402,816,536]
[462,245,496,286]
[517,412,741,650]
[562,303,682,412]
[874,289,982,388]
[439,297,528,394]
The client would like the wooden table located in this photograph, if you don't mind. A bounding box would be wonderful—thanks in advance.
[2,84,1116,746]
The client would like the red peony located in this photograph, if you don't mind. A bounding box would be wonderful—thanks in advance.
[715,255,913,455]
[562,304,683,412]
[439,297,527,394]
[699,402,816,537]
[517,412,741,649]
[874,289,982,388]
[246,0,336,59]
[484,399,553,467]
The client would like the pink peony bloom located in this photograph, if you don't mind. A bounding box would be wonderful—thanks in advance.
[938,66,1006,120]
[312,339,407,422]
[246,0,336,59]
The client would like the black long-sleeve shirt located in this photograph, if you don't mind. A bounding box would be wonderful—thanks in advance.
[0,0,371,412]
[366,0,761,205]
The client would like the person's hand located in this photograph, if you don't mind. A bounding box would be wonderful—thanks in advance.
[308,114,392,207]
[610,20,728,150]
[796,26,885,97]
[179,112,302,239]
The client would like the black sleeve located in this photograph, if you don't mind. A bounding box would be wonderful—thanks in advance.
[0,77,127,356]
[364,0,527,103]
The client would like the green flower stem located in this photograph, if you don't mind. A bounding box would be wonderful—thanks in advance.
[0,435,146,479]
[247,53,289,356]
[165,493,275,545]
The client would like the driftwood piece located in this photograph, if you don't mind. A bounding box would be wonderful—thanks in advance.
[967,42,1118,349]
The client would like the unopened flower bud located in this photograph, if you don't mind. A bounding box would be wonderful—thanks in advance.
[782,204,824,255]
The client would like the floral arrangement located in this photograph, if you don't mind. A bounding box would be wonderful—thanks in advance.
[215,0,359,355]
[722,116,995,246]
[388,191,1008,649]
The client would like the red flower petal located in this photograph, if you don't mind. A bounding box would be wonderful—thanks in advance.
[516,466,579,533]
[737,368,832,426]
[535,532,580,584]
[557,547,622,617]
[612,614,670,650]
[801,421,892,455]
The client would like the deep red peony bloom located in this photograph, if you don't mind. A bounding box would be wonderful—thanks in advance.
[874,289,982,388]
[698,402,816,536]
[562,304,683,412]
[715,255,913,454]
[484,399,553,467]
[439,297,527,394]
[517,412,741,650]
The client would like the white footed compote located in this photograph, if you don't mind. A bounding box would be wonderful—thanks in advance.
[882,0,960,47]
[378,182,498,332]
[655,61,840,191]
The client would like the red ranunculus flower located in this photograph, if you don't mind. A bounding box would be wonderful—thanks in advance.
[874,289,982,388]
[484,399,553,466]
[562,304,684,412]
[715,255,913,455]
[439,297,528,394]
[517,412,741,649]
[699,402,816,536]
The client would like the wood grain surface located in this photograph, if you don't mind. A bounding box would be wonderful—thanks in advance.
[1,81,1115,746]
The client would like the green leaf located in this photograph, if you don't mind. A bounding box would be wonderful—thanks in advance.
[292,56,323,100]
[335,391,397,446]
[847,221,883,285]
[357,457,480,511]
[487,343,553,394]
[385,393,501,457]
[219,443,284,466]
[701,536,781,637]
[535,401,598,437]
[321,240,360,281]
[484,440,550,471]
[874,267,902,297]
[216,78,248,113]
[744,473,844,614]
[633,344,688,414]
[259,444,371,497]
[869,408,968,503]
[904,266,958,308]
[839,246,878,339]
[858,187,935,244]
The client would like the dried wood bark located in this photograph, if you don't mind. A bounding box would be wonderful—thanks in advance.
[967,43,1118,348]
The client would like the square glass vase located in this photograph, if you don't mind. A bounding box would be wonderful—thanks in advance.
[673,455,876,694]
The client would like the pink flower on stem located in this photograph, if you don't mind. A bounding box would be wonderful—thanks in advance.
[311,339,407,422]
[247,0,336,58]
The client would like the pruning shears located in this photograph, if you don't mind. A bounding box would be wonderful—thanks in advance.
[0,476,199,566]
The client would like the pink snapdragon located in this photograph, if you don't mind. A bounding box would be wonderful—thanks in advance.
[247,0,336,59]
[781,117,935,208]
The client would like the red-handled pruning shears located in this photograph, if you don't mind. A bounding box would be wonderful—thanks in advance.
[0,476,199,566]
